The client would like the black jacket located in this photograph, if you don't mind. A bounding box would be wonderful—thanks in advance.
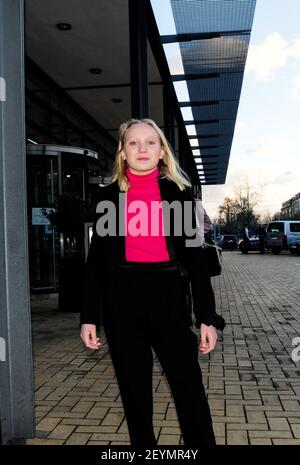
[80,177,216,329]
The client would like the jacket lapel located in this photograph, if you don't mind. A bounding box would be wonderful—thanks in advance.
[109,176,181,263]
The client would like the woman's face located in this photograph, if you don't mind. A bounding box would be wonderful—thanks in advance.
[122,123,165,175]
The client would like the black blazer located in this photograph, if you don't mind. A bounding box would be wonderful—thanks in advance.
[80,177,216,329]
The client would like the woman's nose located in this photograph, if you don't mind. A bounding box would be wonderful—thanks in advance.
[138,143,147,151]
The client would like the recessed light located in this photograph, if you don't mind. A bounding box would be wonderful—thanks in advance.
[112,98,122,103]
[56,23,72,31]
[89,68,102,74]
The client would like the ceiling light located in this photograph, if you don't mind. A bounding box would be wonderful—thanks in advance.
[181,106,193,120]
[186,126,197,136]
[56,23,72,31]
[89,68,102,74]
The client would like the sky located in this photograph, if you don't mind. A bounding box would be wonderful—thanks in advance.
[151,0,300,221]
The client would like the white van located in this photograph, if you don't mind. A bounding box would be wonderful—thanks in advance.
[266,220,300,253]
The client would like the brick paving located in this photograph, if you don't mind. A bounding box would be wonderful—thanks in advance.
[27,251,300,445]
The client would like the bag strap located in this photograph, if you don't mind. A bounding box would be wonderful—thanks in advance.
[202,242,223,266]
[194,198,205,246]
[194,198,213,245]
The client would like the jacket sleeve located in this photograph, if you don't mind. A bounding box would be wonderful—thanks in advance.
[185,247,216,328]
[181,187,216,328]
[80,202,105,327]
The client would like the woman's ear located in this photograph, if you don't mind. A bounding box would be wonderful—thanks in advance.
[119,150,126,160]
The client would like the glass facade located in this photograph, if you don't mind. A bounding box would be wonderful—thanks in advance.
[27,145,100,292]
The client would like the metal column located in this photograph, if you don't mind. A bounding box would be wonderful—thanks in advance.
[163,84,175,152]
[178,123,185,169]
[128,0,149,118]
[0,0,35,443]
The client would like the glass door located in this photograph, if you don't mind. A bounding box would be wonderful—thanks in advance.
[27,156,60,291]
[59,152,85,259]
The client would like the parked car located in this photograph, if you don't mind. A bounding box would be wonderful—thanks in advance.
[238,236,260,254]
[289,238,300,255]
[218,234,238,250]
[266,220,300,254]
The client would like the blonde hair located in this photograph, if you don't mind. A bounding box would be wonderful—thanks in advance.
[109,118,191,191]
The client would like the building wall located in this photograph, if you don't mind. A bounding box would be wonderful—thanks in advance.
[281,192,300,219]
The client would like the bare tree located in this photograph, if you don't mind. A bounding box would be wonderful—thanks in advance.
[259,212,273,225]
[234,178,262,217]
[217,178,264,235]
[218,197,237,223]
[272,211,283,220]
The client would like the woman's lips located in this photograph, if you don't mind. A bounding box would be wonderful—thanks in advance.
[137,157,149,161]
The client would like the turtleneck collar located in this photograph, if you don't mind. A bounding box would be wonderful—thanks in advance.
[126,166,159,183]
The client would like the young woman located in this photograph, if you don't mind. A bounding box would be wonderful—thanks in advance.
[80,118,218,447]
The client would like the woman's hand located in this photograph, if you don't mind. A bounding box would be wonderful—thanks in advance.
[80,324,102,350]
[199,323,217,354]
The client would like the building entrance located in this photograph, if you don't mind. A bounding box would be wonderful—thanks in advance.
[26,144,100,297]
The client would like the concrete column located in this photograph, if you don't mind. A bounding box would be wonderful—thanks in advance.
[128,0,149,118]
[0,0,35,443]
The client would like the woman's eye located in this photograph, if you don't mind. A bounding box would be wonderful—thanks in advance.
[148,141,156,145]
[129,141,136,145]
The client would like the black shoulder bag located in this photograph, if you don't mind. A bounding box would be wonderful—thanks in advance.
[201,242,222,278]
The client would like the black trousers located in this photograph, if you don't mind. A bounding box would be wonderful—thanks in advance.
[102,260,216,447]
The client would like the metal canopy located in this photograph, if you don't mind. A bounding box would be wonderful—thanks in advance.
[25,0,256,186]
[167,0,256,184]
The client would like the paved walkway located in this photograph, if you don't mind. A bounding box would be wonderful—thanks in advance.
[27,251,300,445]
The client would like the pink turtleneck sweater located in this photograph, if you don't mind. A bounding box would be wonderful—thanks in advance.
[125,167,170,262]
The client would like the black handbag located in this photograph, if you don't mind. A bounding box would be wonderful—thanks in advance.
[194,197,222,278]
[202,242,222,277]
